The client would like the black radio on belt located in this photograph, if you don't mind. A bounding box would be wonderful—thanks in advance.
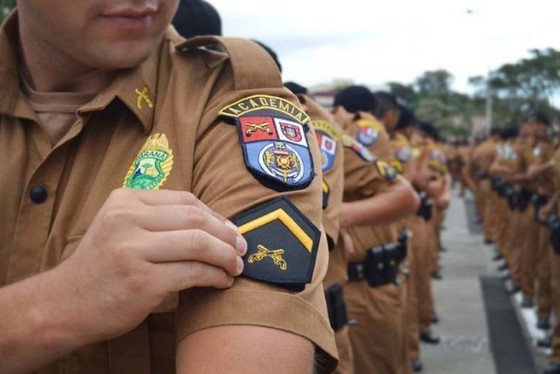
[532,193,548,207]
[347,240,406,288]
[532,193,550,223]
[416,192,433,221]
[504,184,516,210]
[383,243,401,285]
[324,283,349,331]
[476,171,489,180]
[397,231,410,261]
[516,189,531,212]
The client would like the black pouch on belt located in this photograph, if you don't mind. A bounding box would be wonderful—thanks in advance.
[324,283,349,331]
[383,243,401,284]
[365,246,387,287]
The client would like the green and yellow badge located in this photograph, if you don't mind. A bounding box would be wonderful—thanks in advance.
[123,133,174,190]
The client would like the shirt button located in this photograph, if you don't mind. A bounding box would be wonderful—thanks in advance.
[30,185,48,204]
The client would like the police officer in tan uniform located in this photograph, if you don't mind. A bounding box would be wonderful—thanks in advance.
[529,143,560,374]
[332,86,420,374]
[393,109,438,372]
[373,92,420,373]
[285,81,352,374]
[526,113,555,328]
[472,129,501,243]
[414,122,448,346]
[0,2,338,372]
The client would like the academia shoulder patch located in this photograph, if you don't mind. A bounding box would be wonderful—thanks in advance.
[376,160,398,182]
[232,197,321,291]
[219,95,314,191]
[355,118,384,146]
[123,133,174,190]
[395,145,412,163]
[341,133,375,163]
[312,120,340,173]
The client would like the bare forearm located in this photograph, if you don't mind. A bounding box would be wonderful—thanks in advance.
[339,183,420,228]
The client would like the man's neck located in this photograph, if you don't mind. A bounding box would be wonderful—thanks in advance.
[18,27,115,93]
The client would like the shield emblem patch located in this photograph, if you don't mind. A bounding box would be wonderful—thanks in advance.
[219,95,315,191]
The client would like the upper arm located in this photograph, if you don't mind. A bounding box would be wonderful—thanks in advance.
[175,90,337,371]
[176,325,314,374]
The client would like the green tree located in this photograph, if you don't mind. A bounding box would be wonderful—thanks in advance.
[1,0,16,24]
[469,48,560,125]
[387,82,417,106]
[415,69,454,97]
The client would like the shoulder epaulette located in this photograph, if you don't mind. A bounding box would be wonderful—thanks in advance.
[177,36,282,91]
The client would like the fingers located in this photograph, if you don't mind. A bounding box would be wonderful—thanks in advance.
[342,232,358,258]
[143,230,244,277]
[136,204,246,255]
[155,261,236,292]
[125,189,226,222]
[104,189,248,257]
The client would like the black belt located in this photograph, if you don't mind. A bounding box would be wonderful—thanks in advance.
[347,239,407,288]
[477,172,490,180]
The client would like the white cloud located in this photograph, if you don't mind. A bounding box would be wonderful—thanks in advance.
[208,0,560,93]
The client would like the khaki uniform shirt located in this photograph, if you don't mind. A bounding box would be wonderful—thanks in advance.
[532,139,557,196]
[390,132,414,177]
[0,15,336,372]
[331,107,402,257]
[299,95,345,289]
[473,138,498,175]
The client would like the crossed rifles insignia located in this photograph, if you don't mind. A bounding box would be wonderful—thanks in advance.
[245,121,273,136]
[248,244,288,271]
[135,87,153,110]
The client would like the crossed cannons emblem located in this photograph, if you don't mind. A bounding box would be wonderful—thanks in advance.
[248,244,288,271]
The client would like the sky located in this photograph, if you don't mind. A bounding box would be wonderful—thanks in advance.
[208,0,560,95]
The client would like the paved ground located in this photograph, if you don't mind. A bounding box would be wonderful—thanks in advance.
[420,189,497,373]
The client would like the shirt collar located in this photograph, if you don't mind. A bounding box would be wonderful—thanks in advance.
[79,45,160,134]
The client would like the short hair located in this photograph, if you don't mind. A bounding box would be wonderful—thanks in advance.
[333,85,376,114]
[252,40,282,73]
[528,111,551,126]
[172,0,222,38]
[418,121,439,141]
[373,91,403,118]
[489,127,501,137]
[501,126,519,140]
[395,107,417,130]
[284,81,308,95]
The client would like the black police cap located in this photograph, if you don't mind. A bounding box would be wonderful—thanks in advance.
[172,0,222,38]
[284,81,308,95]
[252,40,282,73]
[395,107,417,130]
[418,121,439,141]
[333,85,376,113]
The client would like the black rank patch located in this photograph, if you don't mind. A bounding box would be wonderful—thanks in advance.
[219,95,315,192]
[375,160,398,182]
[322,179,330,210]
[231,197,321,291]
